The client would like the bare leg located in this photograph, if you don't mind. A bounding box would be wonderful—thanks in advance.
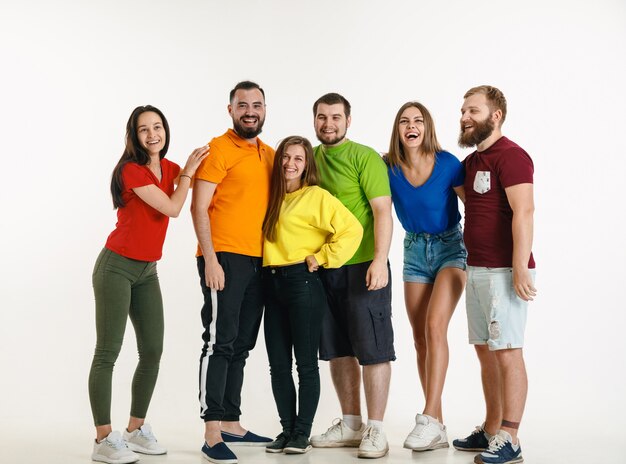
[475,345,502,436]
[127,416,145,433]
[96,425,113,442]
[204,420,222,447]
[404,282,432,398]
[422,268,466,422]
[330,356,362,416]
[220,421,247,435]
[495,348,527,443]
[363,362,391,421]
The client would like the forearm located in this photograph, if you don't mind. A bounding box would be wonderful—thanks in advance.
[372,203,392,263]
[191,206,216,260]
[511,210,533,270]
[166,175,193,217]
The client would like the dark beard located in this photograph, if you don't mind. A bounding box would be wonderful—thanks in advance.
[458,116,495,148]
[316,129,347,146]
[233,118,264,139]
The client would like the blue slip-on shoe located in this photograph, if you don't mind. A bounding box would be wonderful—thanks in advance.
[201,441,238,464]
[221,430,272,446]
[474,431,523,464]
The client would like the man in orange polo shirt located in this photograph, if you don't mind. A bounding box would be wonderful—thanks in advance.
[191,81,274,464]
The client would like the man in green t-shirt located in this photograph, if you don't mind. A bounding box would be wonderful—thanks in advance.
[309,93,394,459]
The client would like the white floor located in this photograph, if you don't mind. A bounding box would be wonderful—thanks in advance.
[6,421,618,463]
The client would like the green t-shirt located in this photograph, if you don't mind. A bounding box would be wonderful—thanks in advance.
[313,140,391,265]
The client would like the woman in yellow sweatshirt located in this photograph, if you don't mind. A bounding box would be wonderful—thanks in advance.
[261,135,363,454]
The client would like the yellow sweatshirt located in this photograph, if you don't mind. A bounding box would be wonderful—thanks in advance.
[263,185,363,268]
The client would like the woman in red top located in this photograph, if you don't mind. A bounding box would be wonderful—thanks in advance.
[89,105,208,464]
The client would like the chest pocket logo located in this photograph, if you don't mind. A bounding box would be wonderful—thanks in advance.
[473,171,491,194]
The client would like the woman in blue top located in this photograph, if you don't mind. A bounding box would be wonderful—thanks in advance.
[387,102,467,451]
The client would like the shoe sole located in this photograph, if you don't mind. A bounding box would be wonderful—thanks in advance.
[91,453,139,464]
[126,442,167,455]
[357,446,389,459]
[406,442,450,451]
[311,440,361,448]
[224,442,271,447]
[201,452,238,464]
[265,448,284,453]
[284,445,312,454]
[454,446,488,451]
[474,455,523,464]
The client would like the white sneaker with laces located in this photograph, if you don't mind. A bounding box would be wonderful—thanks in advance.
[92,431,139,464]
[358,426,389,458]
[123,423,167,455]
[403,413,449,451]
[310,418,364,448]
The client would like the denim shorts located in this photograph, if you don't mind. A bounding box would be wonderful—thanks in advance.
[466,266,536,350]
[403,224,467,284]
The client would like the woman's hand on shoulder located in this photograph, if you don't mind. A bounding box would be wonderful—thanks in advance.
[181,145,210,178]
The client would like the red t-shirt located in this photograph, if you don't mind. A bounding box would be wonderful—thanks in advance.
[105,159,181,261]
[463,136,535,268]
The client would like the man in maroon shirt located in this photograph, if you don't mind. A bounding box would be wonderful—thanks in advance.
[453,85,536,464]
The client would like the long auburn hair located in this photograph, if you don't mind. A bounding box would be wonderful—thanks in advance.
[262,136,319,242]
[110,105,170,208]
[387,101,442,169]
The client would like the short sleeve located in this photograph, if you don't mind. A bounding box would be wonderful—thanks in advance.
[122,163,154,190]
[359,149,391,200]
[449,153,465,187]
[498,147,534,188]
[195,140,227,184]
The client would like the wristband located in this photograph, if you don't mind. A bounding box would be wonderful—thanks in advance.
[180,174,192,180]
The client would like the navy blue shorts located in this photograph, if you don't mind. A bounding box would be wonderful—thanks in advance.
[318,261,395,366]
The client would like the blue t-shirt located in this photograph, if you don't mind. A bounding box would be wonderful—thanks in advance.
[389,150,464,234]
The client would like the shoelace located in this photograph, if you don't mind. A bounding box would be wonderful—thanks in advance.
[106,436,126,450]
[138,428,156,441]
[322,418,343,437]
[486,434,506,452]
[362,426,380,442]
[470,425,483,436]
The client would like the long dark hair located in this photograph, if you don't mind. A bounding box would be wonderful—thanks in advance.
[387,101,441,169]
[110,105,170,208]
[262,136,319,242]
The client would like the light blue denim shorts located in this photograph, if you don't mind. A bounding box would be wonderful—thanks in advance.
[403,224,467,284]
[466,266,536,350]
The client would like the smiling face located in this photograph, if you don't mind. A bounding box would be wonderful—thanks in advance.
[282,143,307,191]
[398,106,425,151]
[229,88,266,140]
[458,93,497,148]
[136,111,166,156]
[314,103,351,146]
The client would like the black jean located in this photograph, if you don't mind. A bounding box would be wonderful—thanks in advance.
[263,263,326,436]
[197,253,263,422]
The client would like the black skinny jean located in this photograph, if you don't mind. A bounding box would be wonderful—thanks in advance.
[263,263,326,437]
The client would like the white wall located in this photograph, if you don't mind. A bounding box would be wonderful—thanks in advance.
[1,0,624,457]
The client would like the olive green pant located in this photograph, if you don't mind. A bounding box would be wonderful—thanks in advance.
[88,248,164,426]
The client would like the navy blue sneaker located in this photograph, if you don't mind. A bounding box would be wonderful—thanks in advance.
[201,441,238,464]
[453,424,490,451]
[474,431,523,464]
[221,430,272,447]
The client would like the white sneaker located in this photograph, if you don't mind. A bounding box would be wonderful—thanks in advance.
[92,431,139,464]
[403,413,449,451]
[310,418,364,448]
[123,424,167,455]
[358,426,389,458]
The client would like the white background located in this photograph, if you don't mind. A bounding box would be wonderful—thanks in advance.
[1,1,625,462]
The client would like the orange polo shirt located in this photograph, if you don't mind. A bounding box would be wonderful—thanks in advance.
[195,129,274,257]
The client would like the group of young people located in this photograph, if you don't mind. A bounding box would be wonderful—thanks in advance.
[87,81,536,464]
